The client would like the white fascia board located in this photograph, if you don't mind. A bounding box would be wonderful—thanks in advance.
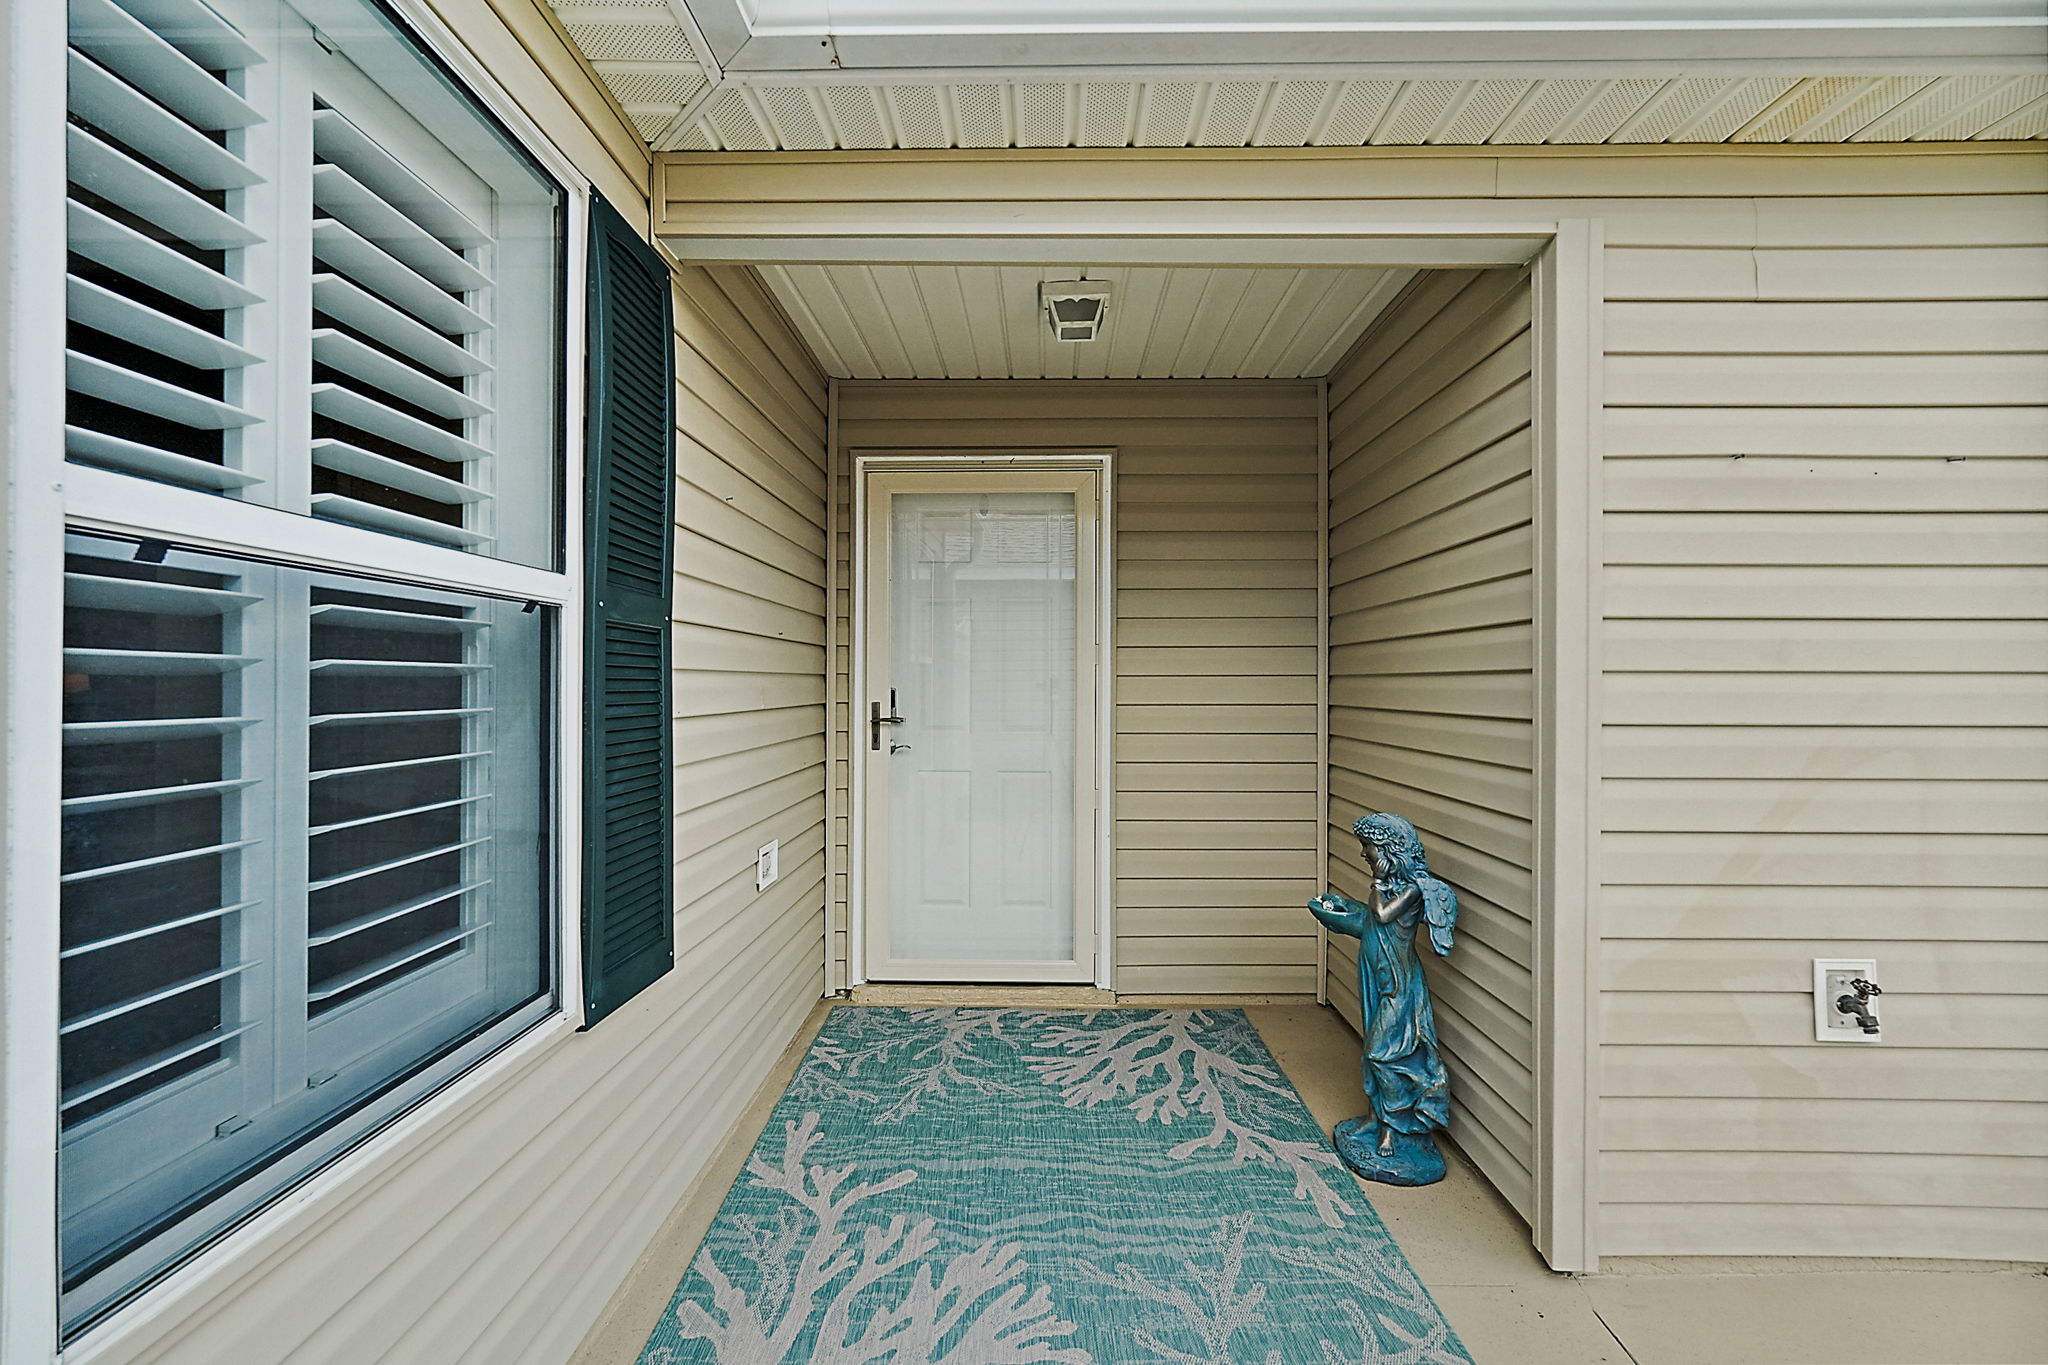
[819,26,2048,73]
[697,0,2048,73]
[658,232,1553,269]
[757,0,2046,19]
[688,0,764,68]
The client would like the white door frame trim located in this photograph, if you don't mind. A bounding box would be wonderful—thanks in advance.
[849,449,1118,992]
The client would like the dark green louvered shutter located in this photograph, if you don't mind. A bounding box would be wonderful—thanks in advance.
[582,197,677,1025]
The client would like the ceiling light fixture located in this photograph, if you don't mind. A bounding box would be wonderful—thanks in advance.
[1040,280,1112,343]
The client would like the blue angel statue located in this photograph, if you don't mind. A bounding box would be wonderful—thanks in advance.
[1307,812,1459,1185]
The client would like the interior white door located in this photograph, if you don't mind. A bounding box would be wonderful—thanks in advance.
[862,468,1099,982]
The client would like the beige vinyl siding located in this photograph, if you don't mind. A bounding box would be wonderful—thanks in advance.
[831,380,1322,993]
[69,14,834,1349]
[1323,268,1538,1224]
[1599,220,2048,1262]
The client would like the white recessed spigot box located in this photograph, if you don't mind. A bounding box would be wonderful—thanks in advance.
[756,840,779,892]
[1814,957,1880,1043]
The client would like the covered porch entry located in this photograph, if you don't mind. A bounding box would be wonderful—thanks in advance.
[660,214,1600,1273]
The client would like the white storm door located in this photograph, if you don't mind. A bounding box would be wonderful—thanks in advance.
[862,468,1099,982]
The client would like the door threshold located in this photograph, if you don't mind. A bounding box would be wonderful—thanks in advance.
[849,983,1116,1007]
[844,985,1321,1009]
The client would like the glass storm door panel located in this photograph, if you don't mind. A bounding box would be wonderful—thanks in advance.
[863,469,1099,983]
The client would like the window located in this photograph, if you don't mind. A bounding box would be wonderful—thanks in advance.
[58,0,567,1336]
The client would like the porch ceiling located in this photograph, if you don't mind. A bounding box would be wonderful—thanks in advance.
[545,3,2047,152]
[751,263,1414,381]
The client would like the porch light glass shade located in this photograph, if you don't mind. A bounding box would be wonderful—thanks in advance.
[888,493,1078,962]
[57,533,550,1332]
[1040,283,1112,343]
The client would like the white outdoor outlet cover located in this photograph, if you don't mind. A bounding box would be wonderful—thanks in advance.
[1814,957,1880,1043]
[756,840,779,892]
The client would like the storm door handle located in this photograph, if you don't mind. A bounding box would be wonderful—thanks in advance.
[870,689,908,750]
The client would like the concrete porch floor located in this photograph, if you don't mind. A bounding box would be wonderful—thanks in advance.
[572,999,2048,1365]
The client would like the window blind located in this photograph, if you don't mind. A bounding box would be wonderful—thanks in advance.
[64,0,266,493]
[60,544,260,1127]
[63,0,563,569]
[306,588,495,1018]
[309,102,497,549]
[56,0,566,1334]
[57,539,549,1332]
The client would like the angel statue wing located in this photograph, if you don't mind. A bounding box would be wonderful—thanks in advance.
[1418,875,1458,957]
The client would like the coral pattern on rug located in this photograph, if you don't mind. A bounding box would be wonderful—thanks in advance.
[636,1008,1473,1365]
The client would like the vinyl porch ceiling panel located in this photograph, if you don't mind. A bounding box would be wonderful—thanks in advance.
[756,264,1413,381]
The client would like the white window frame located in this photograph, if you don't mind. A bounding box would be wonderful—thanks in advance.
[3,0,597,1356]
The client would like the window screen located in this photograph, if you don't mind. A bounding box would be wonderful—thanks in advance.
[59,532,552,1332]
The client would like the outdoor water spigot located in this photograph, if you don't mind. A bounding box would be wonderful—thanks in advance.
[1835,977,1882,1035]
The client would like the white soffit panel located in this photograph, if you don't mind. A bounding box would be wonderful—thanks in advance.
[658,74,2048,151]
[549,1,2048,149]
[752,263,1415,381]
[548,2,716,143]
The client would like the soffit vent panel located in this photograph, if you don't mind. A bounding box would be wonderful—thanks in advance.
[598,74,2048,151]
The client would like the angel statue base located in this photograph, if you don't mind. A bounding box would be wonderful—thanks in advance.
[1331,1115,1446,1187]
[1308,812,1460,1187]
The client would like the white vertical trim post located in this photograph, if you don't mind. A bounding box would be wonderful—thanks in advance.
[3,0,69,1355]
[1530,219,1604,1275]
[1314,378,1331,1008]
[823,378,842,995]
[847,446,867,987]
[1095,451,1116,993]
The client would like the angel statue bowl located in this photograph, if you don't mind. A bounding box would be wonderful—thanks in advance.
[1307,812,1459,1186]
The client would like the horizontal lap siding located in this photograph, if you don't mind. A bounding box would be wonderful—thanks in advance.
[1323,269,1539,1224]
[1599,186,2048,1259]
[832,381,1322,993]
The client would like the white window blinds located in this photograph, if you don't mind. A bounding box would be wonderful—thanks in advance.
[305,588,495,1012]
[60,546,262,1126]
[308,102,498,549]
[64,0,562,569]
[64,0,267,494]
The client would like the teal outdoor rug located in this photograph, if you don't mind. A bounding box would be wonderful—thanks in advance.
[635,1007,1474,1365]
